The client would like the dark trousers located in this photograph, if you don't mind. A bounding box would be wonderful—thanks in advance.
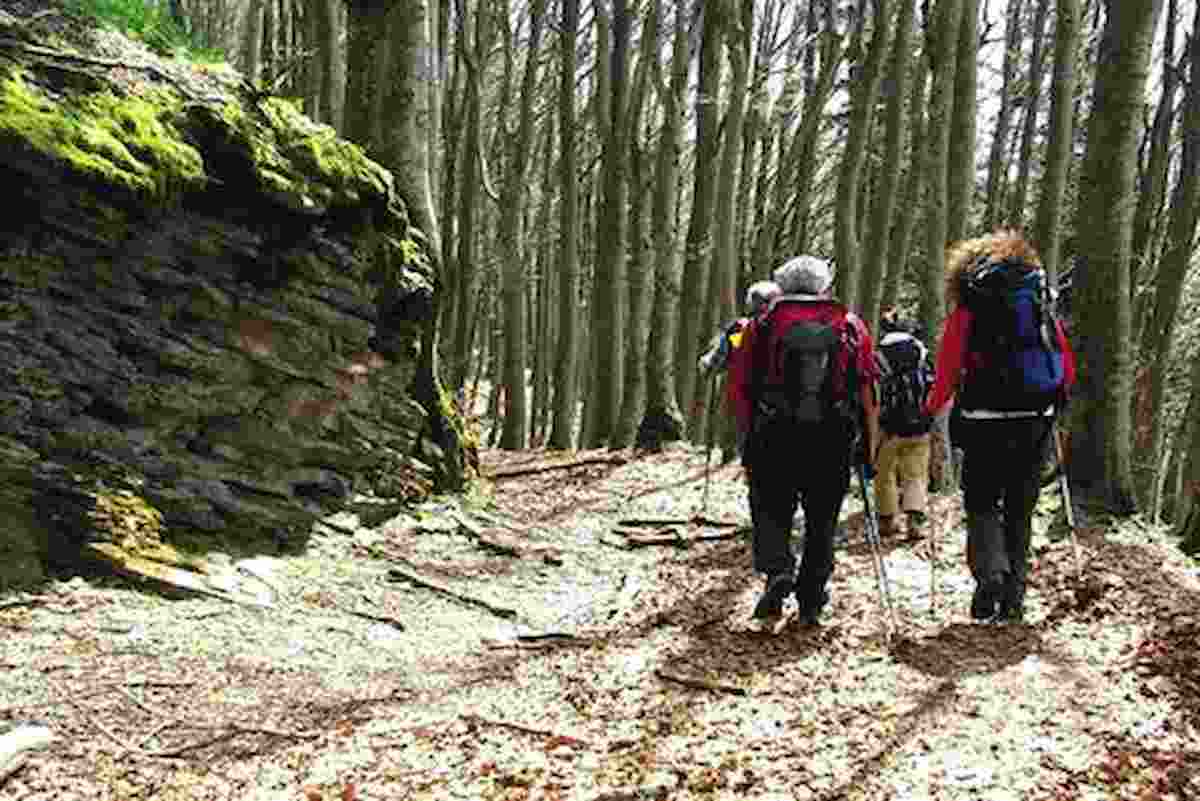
[746,422,851,606]
[959,416,1052,587]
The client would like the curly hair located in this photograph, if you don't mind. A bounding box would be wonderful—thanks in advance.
[943,229,1043,308]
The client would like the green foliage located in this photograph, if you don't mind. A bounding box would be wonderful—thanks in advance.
[65,0,222,61]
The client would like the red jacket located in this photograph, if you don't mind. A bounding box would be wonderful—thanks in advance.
[925,306,1076,417]
[727,298,878,432]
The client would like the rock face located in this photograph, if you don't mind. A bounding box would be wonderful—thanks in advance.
[0,9,461,588]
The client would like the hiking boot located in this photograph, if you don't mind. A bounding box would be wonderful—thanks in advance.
[906,510,927,540]
[753,573,794,620]
[795,587,830,625]
[970,572,1007,621]
[998,573,1026,623]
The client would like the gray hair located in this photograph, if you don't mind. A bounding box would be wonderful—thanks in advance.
[772,255,834,296]
[744,280,782,315]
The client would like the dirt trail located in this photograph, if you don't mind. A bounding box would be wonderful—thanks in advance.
[2,444,1198,801]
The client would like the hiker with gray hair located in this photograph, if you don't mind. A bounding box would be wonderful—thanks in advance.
[727,255,880,624]
[698,280,783,375]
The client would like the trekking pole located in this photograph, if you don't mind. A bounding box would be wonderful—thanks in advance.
[931,417,954,619]
[857,461,899,643]
[1052,419,1082,580]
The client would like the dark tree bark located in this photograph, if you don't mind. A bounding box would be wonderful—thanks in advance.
[1068,0,1165,513]
[1032,0,1080,281]
[549,0,582,450]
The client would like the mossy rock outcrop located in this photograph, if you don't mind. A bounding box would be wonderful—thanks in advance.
[0,6,468,590]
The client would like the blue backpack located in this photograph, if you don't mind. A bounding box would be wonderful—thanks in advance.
[961,259,1065,412]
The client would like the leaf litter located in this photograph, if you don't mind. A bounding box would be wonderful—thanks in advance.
[1,443,1198,800]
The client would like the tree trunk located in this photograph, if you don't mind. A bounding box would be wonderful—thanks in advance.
[674,4,723,438]
[549,0,582,450]
[530,122,557,447]
[1131,0,1180,327]
[638,0,688,451]
[882,28,929,318]
[750,5,807,276]
[612,4,659,449]
[1032,0,1080,281]
[240,0,265,83]
[788,2,844,258]
[712,0,751,338]
[860,0,916,332]
[497,0,548,450]
[835,0,894,309]
[1008,0,1051,226]
[1134,0,1200,509]
[946,0,978,244]
[449,1,493,391]
[1068,0,1164,514]
[984,0,1024,228]
[919,0,962,351]
[585,0,630,448]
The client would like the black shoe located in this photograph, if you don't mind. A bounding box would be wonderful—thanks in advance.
[796,587,830,625]
[753,573,794,620]
[998,574,1026,622]
[970,574,1005,621]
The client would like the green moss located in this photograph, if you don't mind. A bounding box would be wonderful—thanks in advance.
[211,97,390,210]
[13,364,64,401]
[0,68,204,199]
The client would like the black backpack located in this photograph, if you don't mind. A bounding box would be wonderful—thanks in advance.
[877,334,933,436]
[751,297,859,427]
[960,258,1066,412]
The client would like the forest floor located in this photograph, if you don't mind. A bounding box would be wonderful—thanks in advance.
[3,443,1200,801]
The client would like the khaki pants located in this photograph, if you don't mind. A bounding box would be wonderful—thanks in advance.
[875,433,931,517]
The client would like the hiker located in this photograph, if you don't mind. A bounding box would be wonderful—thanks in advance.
[874,310,934,539]
[698,280,783,376]
[728,255,880,624]
[925,229,1077,623]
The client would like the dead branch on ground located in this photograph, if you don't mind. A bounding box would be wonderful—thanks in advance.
[461,714,589,747]
[487,454,628,481]
[654,669,748,696]
[386,568,517,619]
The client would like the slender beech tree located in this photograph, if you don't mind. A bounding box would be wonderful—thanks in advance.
[549,0,581,449]
[613,5,659,449]
[835,0,894,310]
[785,1,844,260]
[450,0,494,391]
[675,2,724,436]
[751,7,807,274]
[638,0,689,450]
[984,0,1024,228]
[1069,0,1165,513]
[712,0,752,339]
[1131,0,1180,300]
[586,0,631,447]
[1136,0,1200,508]
[919,0,962,350]
[946,0,978,244]
[1032,0,1080,281]
[860,0,916,331]
[1009,0,1051,226]
[881,16,929,316]
[497,0,548,450]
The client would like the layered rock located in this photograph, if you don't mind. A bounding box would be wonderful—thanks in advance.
[0,8,463,588]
